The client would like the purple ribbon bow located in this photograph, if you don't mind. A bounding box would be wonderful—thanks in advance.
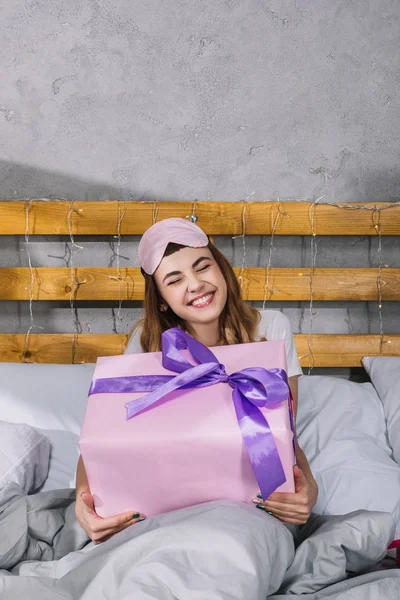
[88,328,293,500]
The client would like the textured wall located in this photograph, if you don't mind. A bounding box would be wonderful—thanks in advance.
[1,0,399,373]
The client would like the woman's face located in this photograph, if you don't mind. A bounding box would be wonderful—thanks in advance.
[153,246,228,331]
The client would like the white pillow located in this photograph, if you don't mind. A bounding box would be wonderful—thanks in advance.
[362,356,400,466]
[0,421,50,492]
[35,429,81,491]
[0,363,95,490]
[297,375,400,540]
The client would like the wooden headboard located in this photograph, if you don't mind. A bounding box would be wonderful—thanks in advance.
[1,200,399,366]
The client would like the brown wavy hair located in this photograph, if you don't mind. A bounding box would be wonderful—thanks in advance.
[129,241,261,352]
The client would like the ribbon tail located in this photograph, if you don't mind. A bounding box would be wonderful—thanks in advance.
[125,361,222,420]
[88,375,173,396]
[288,389,297,457]
[232,387,286,500]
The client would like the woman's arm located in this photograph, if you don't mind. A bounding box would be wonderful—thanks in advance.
[76,455,90,497]
[75,455,145,544]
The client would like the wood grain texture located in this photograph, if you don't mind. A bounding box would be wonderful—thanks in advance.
[1,267,399,301]
[0,267,143,301]
[2,333,399,366]
[0,334,128,364]
[1,200,399,235]
[295,334,400,367]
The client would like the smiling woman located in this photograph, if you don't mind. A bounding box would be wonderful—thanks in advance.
[153,246,228,347]
[74,217,318,544]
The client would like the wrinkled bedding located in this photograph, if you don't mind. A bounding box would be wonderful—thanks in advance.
[0,484,399,600]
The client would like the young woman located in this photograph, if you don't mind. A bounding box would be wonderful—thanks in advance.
[75,218,318,544]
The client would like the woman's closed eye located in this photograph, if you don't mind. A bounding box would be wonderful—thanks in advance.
[167,278,182,286]
[196,264,210,273]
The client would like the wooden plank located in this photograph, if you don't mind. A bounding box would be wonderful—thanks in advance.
[295,334,400,367]
[0,267,143,301]
[1,200,399,235]
[235,267,400,302]
[1,267,399,302]
[0,334,128,364]
[1,333,399,366]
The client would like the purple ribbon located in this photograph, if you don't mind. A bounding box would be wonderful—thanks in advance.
[88,328,293,500]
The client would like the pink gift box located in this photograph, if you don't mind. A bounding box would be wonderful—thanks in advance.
[79,339,295,518]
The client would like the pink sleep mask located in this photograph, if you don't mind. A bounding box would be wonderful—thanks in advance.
[138,218,209,275]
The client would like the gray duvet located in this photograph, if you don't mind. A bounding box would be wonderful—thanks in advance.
[0,484,399,600]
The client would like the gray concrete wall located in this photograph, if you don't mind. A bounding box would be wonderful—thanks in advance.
[1,0,399,374]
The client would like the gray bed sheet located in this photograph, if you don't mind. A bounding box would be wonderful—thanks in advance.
[0,484,399,600]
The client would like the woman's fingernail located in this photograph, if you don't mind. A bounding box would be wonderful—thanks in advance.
[252,498,260,504]
[132,512,140,519]
[137,517,146,522]
[256,504,265,510]
[257,494,263,499]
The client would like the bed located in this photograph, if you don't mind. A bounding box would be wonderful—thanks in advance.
[0,200,399,599]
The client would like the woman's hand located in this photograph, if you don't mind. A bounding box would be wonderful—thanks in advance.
[75,491,145,544]
[253,465,318,525]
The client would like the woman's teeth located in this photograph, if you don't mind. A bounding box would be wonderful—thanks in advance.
[191,293,213,307]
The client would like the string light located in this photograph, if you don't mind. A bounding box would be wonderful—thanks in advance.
[66,200,83,251]
[372,207,384,355]
[109,201,128,353]
[22,199,43,362]
[262,197,289,310]
[188,199,198,223]
[152,201,159,224]
[232,199,249,292]
[67,200,84,363]
[305,196,325,373]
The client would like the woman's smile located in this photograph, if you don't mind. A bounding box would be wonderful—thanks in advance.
[188,291,215,308]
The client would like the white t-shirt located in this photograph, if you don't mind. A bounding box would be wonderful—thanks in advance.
[124,309,302,378]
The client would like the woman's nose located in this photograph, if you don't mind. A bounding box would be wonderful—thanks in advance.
[187,273,204,293]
